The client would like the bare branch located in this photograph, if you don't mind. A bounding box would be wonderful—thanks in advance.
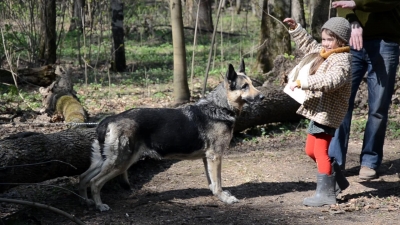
[0,198,86,225]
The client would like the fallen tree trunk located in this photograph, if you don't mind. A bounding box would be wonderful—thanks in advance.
[234,85,302,132]
[0,84,302,192]
[0,65,56,86]
[0,128,96,192]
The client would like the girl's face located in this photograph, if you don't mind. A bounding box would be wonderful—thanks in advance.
[321,30,339,52]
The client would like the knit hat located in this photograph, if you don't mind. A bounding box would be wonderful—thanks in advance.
[321,17,351,43]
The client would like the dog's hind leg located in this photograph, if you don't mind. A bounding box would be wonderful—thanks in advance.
[89,158,126,212]
[78,162,102,205]
[205,153,239,204]
[90,131,140,211]
[202,157,211,186]
[117,171,132,190]
[78,140,103,205]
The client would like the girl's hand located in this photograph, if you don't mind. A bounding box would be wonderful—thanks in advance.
[289,81,298,91]
[283,18,297,30]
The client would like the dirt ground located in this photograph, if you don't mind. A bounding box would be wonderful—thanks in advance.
[1,120,400,224]
[1,76,400,225]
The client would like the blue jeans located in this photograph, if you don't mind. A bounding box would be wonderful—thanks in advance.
[329,39,400,170]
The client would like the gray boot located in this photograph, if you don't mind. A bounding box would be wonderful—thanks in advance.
[303,173,337,207]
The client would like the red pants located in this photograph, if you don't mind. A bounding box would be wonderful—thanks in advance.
[305,133,332,175]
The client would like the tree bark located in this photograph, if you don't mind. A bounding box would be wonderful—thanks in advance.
[257,0,291,73]
[0,128,96,192]
[69,0,85,32]
[0,65,56,86]
[309,0,334,42]
[170,0,190,105]
[291,0,306,28]
[198,0,213,31]
[183,0,194,27]
[236,0,242,14]
[39,0,57,64]
[235,85,302,132]
[111,0,126,72]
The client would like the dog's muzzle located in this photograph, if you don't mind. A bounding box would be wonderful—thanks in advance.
[244,94,265,103]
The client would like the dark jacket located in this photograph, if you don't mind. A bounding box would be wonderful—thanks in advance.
[337,0,400,44]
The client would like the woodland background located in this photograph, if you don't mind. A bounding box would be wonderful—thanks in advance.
[1,0,400,224]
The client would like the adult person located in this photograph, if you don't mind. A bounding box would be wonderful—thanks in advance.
[329,0,400,180]
[283,17,351,207]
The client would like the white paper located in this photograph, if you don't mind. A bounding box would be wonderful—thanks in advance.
[283,57,315,104]
[284,84,305,104]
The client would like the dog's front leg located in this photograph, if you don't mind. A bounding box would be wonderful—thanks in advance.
[205,154,239,204]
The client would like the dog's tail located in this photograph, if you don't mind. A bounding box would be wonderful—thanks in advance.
[90,139,104,163]
[96,119,138,160]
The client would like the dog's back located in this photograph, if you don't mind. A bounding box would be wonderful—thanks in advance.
[96,107,211,158]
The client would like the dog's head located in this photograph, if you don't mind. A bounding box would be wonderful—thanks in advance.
[224,59,264,111]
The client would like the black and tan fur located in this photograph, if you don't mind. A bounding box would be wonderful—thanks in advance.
[79,61,264,211]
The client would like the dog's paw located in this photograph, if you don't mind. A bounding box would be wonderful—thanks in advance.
[225,195,239,204]
[219,191,239,204]
[96,203,111,212]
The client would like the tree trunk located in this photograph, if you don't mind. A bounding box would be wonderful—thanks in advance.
[170,0,190,105]
[309,0,333,42]
[69,0,85,32]
[257,0,291,73]
[250,0,264,17]
[236,0,241,14]
[291,0,306,28]
[183,0,194,27]
[0,65,56,87]
[111,0,126,72]
[39,0,57,65]
[0,128,96,192]
[198,0,213,31]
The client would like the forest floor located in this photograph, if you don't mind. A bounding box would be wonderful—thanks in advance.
[1,75,400,225]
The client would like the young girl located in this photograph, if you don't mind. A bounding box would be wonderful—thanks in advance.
[283,17,352,207]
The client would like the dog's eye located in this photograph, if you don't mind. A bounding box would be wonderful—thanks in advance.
[241,84,248,90]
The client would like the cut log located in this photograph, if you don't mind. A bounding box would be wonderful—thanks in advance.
[0,65,56,86]
[39,66,87,123]
[0,128,96,192]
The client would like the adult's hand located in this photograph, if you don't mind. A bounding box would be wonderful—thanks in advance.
[332,1,356,9]
[350,21,363,50]
[283,18,297,30]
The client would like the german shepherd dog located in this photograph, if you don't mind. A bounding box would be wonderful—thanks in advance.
[79,60,264,211]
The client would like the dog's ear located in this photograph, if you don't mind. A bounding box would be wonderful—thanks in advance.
[238,58,245,74]
[225,64,237,89]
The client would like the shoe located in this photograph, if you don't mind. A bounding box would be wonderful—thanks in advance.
[359,166,377,180]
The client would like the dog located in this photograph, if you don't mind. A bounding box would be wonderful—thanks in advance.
[79,60,264,211]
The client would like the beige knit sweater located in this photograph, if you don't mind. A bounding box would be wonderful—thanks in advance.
[289,24,352,129]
